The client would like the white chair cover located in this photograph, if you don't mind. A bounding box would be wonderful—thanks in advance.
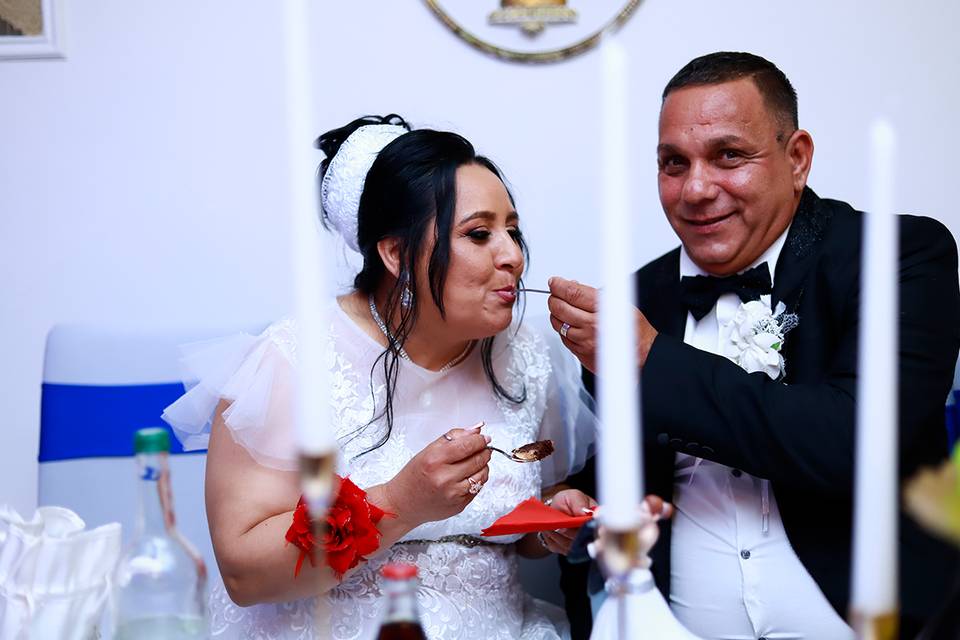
[0,506,121,640]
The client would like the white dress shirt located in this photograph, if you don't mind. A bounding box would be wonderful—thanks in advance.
[669,228,854,640]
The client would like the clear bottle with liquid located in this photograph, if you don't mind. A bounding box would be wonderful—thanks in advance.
[376,563,427,640]
[113,427,207,639]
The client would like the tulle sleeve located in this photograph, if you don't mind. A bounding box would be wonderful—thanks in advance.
[531,318,598,488]
[161,320,301,471]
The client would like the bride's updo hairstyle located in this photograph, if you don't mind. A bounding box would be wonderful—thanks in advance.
[317,114,528,454]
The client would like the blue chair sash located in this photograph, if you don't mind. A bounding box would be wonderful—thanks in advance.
[39,382,202,461]
[947,389,959,451]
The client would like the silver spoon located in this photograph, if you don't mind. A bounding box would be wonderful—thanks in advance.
[487,439,555,463]
[518,287,550,295]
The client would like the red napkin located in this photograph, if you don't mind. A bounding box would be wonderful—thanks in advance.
[481,497,594,536]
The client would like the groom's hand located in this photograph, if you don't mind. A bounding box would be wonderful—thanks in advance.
[644,494,674,520]
[547,276,658,372]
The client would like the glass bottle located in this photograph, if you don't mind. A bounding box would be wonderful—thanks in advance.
[113,427,207,639]
[376,563,427,640]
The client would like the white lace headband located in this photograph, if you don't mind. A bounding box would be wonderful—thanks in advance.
[320,124,408,253]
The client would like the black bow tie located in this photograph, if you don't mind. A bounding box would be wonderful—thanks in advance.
[679,262,773,321]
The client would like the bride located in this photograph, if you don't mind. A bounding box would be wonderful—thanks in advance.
[162,114,597,639]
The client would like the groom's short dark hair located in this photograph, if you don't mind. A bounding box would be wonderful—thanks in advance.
[663,52,798,134]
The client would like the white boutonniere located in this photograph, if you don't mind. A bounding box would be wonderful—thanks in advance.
[720,294,799,380]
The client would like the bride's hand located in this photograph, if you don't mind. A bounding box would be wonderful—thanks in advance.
[538,489,598,555]
[383,423,492,528]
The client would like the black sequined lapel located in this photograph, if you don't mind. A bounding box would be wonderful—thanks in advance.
[772,187,832,312]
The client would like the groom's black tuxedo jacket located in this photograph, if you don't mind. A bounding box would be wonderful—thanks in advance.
[565,188,960,637]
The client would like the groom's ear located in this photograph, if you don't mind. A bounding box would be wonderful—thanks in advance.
[376,237,403,279]
[786,129,814,194]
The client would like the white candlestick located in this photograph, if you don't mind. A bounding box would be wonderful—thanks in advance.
[597,34,643,530]
[283,0,335,455]
[851,118,899,617]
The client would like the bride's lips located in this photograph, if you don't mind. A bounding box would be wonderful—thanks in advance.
[494,286,517,303]
[683,211,735,234]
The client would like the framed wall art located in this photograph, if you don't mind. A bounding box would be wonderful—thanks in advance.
[0,0,63,59]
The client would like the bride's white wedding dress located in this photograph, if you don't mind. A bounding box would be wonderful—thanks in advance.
[162,301,595,640]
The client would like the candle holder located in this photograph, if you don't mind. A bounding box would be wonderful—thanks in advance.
[590,507,702,639]
[299,450,338,640]
[597,519,645,640]
[848,610,898,640]
[299,450,338,517]
[598,523,646,581]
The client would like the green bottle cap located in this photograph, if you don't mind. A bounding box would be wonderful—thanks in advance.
[134,427,171,454]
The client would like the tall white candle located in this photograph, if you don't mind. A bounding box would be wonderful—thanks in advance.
[851,118,899,617]
[283,0,335,455]
[597,34,643,530]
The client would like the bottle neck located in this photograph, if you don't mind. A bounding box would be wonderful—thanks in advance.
[136,451,175,536]
[381,577,421,624]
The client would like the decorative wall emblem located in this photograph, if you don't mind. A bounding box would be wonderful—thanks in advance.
[488,0,577,36]
[424,0,642,63]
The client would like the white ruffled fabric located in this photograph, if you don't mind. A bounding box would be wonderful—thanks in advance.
[162,301,597,640]
[0,506,121,640]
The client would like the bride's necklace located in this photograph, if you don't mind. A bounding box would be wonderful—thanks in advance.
[367,293,474,373]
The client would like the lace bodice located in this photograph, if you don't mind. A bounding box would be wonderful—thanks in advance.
[163,302,594,639]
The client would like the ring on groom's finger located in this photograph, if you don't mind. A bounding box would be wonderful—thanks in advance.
[467,476,483,495]
[559,322,571,338]
[443,433,454,442]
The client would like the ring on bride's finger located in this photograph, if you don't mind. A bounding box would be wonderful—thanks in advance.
[559,322,571,338]
[537,531,550,550]
[467,476,483,495]
[443,433,454,442]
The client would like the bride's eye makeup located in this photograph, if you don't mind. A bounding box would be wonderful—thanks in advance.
[466,228,492,241]
[463,227,523,243]
[457,211,521,244]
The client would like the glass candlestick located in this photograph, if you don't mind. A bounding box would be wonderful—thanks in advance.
[591,506,702,640]
[848,611,898,640]
[299,450,338,640]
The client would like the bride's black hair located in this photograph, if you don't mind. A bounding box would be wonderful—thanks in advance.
[316,114,528,455]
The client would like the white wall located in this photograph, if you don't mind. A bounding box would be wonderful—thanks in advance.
[2,0,959,515]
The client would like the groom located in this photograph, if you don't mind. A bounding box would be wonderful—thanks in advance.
[550,52,960,638]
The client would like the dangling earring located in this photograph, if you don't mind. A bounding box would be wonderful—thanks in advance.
[399,272,414,309]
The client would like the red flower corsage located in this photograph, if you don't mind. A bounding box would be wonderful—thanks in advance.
[285,475,391,579]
